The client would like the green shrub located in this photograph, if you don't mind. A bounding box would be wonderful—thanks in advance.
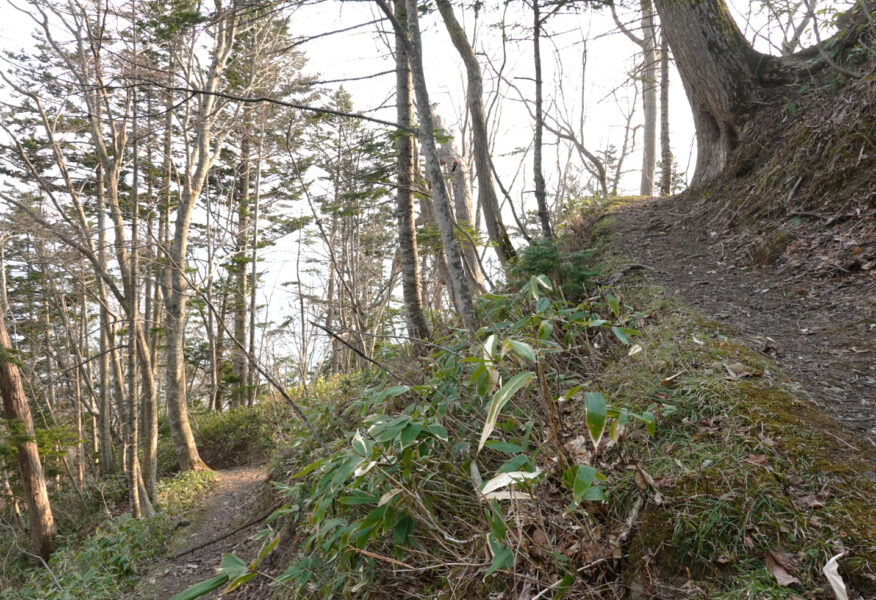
[508,238,597,300]
[158,402,288,474]
[196,276,651,598]
[1,514,172,600]
[156,469,218,515]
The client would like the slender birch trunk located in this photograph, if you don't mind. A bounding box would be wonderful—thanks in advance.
[405,0,476,328]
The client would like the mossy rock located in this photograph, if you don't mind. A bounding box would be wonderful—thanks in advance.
[751,230,793,265]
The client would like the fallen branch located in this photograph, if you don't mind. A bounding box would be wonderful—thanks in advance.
[171,500,284,559]
[603,264,655,287]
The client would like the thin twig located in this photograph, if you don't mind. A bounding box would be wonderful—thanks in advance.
[311,321,407,383]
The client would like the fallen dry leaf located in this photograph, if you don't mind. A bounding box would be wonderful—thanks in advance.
[766,550,801,587]
[768,548,799,574]
[746,454,768,465]
[660,371,684,387]
[564,435,591,464]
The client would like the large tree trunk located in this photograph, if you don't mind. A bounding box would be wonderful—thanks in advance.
[394,0,431,348]
[0,316,56,559]
[435,0,516,264]
[164,184,209,472]
[405,0,476,329]
[653,0,773,186]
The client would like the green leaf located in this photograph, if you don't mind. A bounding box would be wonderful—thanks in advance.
[478,372,534,452]
[393,514,415,547]
[496,454,531,474]
[372,416,411,442]
[606,293,620,317]
[555,574,575,598]
[535,274,552,290]
[400,422,423,447]
[219,553,249,580]
[255,535,280,564]
[372,385,410,403]
[611,326,630,345]
[483,441,524,454]
[168,575,229,600]
[536,296,551,314]
[537,320,553,340]
[487,499,507,541]
[224,572,257,592]
[425,423,448,441]
[483,334,498,361]
[484,534,514,579]
[584,392,607,449]
[351,430,371,457]
[290,457,328,479]
[338,492,381,505]
[563,465,596,503]
[581,486,605,502]
[508,340,536,363]
[636,410,656,436]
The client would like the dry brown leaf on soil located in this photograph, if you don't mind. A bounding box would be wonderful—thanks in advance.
[745,454,768,465]
[766,550,801,587]
[564,436,591,464]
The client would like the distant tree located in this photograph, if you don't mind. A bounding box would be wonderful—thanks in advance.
[611,0,658,196]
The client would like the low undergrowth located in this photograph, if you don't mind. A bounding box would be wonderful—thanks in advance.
[0,470,217,600]
[158,400,291,476]
[595,285,875,598]
[168,234,873,599]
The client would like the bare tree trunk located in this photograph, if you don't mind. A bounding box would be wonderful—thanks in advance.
[247,124,264,406]
[435,0,516,264]
[532,1,553,239]
[640,0,657,196]
[96,166,114,474]
[163,9,238,471]
[0,316,56,559]
[404,0,476,329]
[232,124,250,408]
[393,0,431,348]
[659,31,672,196]
[435,115,483,288]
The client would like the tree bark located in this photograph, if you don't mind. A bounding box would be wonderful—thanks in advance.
[533,1,553,239]
[435,114,484,288]
[232,122,250,408]
[393,0,432,348]
[659,31,672,196]
[639,0,657,196]
[653,0,775,186]
[435,0,516,264]
[0,316,56,559]
[404,0,476,329]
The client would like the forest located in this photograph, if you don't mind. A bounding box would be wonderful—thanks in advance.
[0,0,873,598]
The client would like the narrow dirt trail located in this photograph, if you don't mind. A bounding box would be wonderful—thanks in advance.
[612,198,875,447]
[144,466,270,600]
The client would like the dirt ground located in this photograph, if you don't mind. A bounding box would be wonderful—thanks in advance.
[612,197,875,448]
[143,466,271,600]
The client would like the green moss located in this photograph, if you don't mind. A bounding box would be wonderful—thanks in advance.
[571,208,876,595]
